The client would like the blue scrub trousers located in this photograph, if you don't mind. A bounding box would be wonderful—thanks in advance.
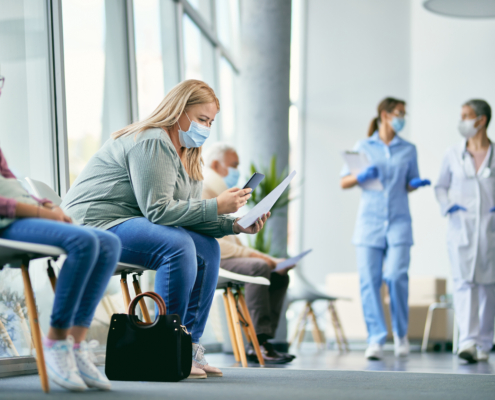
[356,245,410,345]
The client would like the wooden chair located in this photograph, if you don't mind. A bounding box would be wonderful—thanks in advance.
[288,270,350,352]
[0,238,65,393]
[216,268,270,367]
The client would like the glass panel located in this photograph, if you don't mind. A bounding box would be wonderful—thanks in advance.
[187,0,213,27]
[215,0,240,57]
[183,14,219,142]
[218,57,236,143]
[0,0,56,359]
[62,0,131,184]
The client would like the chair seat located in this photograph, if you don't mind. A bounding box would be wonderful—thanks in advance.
[216,268,270,289]
[0,238,65,266]
[288,284,345,303]
[114,262,149,275]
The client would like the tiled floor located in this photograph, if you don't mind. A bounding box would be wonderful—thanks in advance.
[206,344,495,375]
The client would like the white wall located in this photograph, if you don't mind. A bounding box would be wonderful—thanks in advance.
[299,0,411,288]
[300,0,495,290]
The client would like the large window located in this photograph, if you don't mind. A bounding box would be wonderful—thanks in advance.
[62,0,132,184]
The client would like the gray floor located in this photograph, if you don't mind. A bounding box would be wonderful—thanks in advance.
[1,366,495,400]
[206,346,495,375]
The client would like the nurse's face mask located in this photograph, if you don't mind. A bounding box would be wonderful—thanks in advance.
[458,117,482,139]
[178,112,211,148]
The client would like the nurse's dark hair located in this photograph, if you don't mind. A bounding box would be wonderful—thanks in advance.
[367,97,406,137]
[463,99,491,128]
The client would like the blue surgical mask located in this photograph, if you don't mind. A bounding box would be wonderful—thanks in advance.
[391,117,405,133]
[223,167,240,188]
[178,112,210,148]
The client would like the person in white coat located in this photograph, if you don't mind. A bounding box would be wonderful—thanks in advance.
[435,99,495,363]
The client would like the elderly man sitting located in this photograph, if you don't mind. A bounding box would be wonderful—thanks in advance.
[202,143,294,364]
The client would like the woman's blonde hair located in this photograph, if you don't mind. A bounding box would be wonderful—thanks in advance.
[112,79,220,181]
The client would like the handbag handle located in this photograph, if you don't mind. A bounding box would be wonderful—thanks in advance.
[128,291,167,316]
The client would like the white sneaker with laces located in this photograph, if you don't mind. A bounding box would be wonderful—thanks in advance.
[458,343,477,363]
[73,340,111,390]
[365,343,383,360]
[394,334,410,357]
[43,336,87,392]
[477,349,490,362]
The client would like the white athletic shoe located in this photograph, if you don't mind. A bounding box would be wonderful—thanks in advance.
[458,343,477,363]
[476,349,490,362]
[394,334,410,357]
[73,340,111,390]
[365,343,383,360]
[43,336,87,392]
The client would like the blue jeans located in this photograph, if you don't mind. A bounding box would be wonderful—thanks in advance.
[356,245,410,345]
[109,218,221,342]
[0,219,121,329]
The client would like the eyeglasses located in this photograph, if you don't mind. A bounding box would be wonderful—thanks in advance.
[391,110,406,118]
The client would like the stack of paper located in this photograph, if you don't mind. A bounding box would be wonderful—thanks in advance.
[341,151,383,191]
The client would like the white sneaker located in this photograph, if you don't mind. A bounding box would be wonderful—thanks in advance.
[43,336,87,392]
[477,349,490,362]
[458,343,477,363]
[365,343,383,360]
[394,334,410,357]
[73,340,111,390]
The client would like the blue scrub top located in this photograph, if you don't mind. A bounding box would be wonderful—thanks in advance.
[342,132,420,248]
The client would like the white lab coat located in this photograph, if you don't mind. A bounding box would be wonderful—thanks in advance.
[435,141,495,284]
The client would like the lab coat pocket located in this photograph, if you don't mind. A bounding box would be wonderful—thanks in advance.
[447,212,469,247]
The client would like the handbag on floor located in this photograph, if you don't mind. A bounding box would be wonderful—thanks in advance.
[105,291,192,382]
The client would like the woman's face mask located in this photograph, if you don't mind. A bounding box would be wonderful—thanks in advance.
[458,117,481,139]
[178,112,211,148]
[390,117,405,133]
[223,167,240,188]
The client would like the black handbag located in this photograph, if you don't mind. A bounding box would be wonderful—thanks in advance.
[105,291,192,382]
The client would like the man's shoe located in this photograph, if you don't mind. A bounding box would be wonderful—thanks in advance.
[192,343,223,377]
[247,342,291,364]
[393,334,409,357]
[477,349,490,362]
[73,340,111,391]
[458,343,477,363]
[43,337,87,392]
[365,343,383,360]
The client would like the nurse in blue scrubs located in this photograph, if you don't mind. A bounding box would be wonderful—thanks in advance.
[340,97,430,360]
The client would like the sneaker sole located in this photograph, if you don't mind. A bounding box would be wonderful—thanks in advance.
[206,372,223,377]
[187,374,207,379]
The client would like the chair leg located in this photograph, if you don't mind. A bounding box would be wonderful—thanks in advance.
[120,272,131,312]
[21,264,49,393]
[308,305,324,349]
[289,301,309,347]
[227,287,248,367]
[222,291,240,362]
[0,318,19,357]
[421,305,435,353]
[453,313,459,355]
[237,291,265,367]
[297,302,311,349]
[132,275,152,323]
[328,302,343,352]
[46,260,57,293]
[329,301,349,352]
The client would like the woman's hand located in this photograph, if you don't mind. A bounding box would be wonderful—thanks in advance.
[356,165,379,184]
[42,206,72,223]
[216,187,252,215]
[233,212,270,234]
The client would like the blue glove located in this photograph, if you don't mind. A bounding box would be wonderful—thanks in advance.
[447,204,467,214]
[409,178,431,189]
[357,166,379,184]
[490,207,495,213]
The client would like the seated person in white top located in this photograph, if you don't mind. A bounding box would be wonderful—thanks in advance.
[202,143,295,364]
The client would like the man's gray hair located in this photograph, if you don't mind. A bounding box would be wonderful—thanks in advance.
[464,99,492,128]
[203,142,237,168]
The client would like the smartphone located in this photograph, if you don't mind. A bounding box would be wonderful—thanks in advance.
[242,172,265,192]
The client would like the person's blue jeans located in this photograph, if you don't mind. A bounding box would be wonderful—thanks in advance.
[108,217,221,343]
[356,245,410,345]
[0,218,121,329]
